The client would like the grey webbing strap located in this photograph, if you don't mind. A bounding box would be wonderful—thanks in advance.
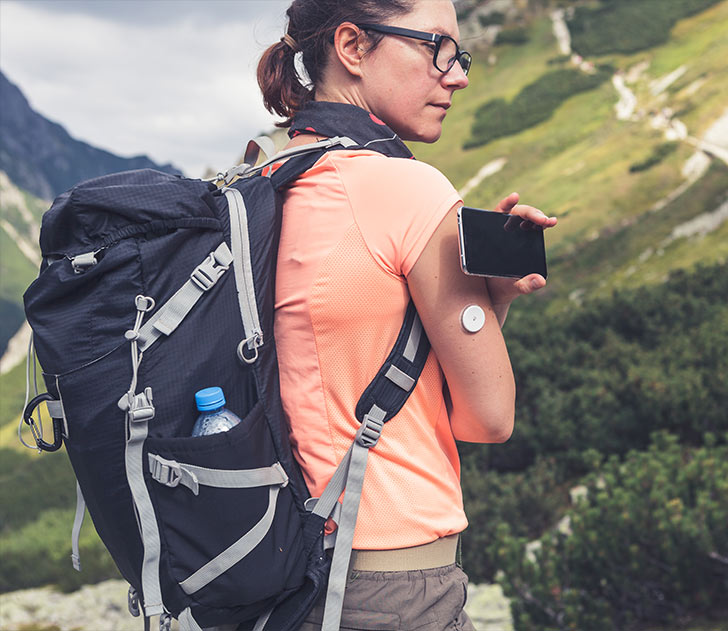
[321,405,386,631]
[137,243,233,353]
[122,388,164,616]
[402,312,423,363]
[224,188,263,361]
[244,136,276,166]
[46,399,65,421]
[384,365,415,391]
[70,480,85,571]
[252,135,357,175]
[148,454,288,496]
[305,497,343,528]
[252,606,274,631]
[179,485,282,595]
[216,135,356,185]
[53,376,70,439]
[178,607,204,631]
[310,445,353,521]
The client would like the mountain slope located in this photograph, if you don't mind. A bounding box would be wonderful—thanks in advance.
[0,172,44,357]
[0,70,182,200]
[413,0,728,310]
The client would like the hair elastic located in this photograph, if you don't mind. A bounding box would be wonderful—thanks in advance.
[281,33,299,51]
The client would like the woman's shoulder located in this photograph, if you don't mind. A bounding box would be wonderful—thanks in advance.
[325,150,456,197]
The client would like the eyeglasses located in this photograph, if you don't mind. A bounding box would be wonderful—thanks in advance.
[358,23,471,76]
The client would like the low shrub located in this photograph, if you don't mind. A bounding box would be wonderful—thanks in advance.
[496,432,728,630]
[478,12,506,27]
[465,66,612,149]
[0,508,120,592]
[461,457,566,583]
[0,448,119,592]
[495,26,529,46]
[0,448,78,532]
[484,263,728,475]
[568,0,722,57]
[629,141,679,172]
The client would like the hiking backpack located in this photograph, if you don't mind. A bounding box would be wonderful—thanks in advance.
[21,136,431,631]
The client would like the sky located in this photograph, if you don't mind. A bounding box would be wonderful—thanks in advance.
[0,0,292,178]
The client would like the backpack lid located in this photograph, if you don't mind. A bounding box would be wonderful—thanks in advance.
[40,169,219,256]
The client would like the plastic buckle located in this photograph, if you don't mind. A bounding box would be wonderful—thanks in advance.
[355,414,384,448]
[70,251,98,274]
[125,388,155,423]
[190,254,221,291]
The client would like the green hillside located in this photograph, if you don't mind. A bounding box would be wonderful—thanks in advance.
[413,0,728,311]
[0,172,45,354]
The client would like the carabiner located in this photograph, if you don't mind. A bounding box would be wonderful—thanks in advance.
[23,393,64,452]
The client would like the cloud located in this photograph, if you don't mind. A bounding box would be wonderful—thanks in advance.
[19,0,286,25]
[0,0,291,177]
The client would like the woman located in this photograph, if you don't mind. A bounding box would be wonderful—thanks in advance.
[257,1,557,629]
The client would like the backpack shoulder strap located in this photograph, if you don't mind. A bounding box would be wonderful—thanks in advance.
[268,135,359,190]
[308,303,430,631]
[355,300,430,424]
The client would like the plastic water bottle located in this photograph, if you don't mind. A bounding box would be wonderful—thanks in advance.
[191,387,241,437]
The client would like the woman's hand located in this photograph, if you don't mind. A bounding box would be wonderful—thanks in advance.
[485,192,557,311]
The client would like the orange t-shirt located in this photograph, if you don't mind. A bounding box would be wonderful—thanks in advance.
[274,149,464,549]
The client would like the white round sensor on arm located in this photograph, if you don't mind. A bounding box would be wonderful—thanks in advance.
[460,305,485,333]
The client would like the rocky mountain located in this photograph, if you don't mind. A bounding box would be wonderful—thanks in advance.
[0,70,182,201]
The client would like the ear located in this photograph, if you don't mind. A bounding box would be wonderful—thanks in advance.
[332,22,367,78]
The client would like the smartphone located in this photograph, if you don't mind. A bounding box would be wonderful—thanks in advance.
[457,206,547,279]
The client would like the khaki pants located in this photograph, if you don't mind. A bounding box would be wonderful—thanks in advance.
[299,564,476,631]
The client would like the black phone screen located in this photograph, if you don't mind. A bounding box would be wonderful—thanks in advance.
[457,206,547,278]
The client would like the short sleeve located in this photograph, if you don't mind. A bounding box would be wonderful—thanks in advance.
[330,152,462,279]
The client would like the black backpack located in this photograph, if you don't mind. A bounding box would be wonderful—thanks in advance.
[22,137,431,631]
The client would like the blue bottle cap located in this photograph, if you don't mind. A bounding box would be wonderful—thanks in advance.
[195,387,226,411]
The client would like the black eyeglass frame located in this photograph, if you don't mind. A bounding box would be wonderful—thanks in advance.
[358,23,471,76]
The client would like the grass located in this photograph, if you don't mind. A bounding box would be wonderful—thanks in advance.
[0,174,44,353]
[543,160,728,309]
[0,356,43,437]
[0,229,38,306]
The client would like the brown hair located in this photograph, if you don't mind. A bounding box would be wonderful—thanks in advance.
[257,0,414,127]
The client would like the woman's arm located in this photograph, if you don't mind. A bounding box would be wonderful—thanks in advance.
[408,197,556,443]
[408,203,515,443]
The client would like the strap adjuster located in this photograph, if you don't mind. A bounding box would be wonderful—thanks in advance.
[148,454,200,495]
[355,414,384,448]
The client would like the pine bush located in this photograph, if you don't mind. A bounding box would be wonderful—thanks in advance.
[496,433,728,630]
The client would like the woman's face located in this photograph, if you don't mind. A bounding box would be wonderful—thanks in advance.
[358,0,469,143]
